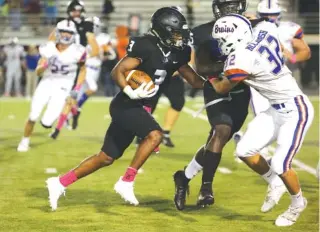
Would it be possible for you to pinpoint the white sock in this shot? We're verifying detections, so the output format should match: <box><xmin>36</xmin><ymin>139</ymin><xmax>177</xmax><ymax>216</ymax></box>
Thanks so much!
<box><xmin>185</xmin><ymin>157</ymin><xmax>203</xmax><ymax>179</ymax></box>
<box><xmin>22</xmin><ymin>137</ymin><xmax>30</xmax><ymax>144</ymax></box>
<box><xmin>262</xmin><ymin>169</ymin><xmax>283</xmax><ymax>186</ymax></box>
<box><xmin>291</xmin><ymin>190</ymin><xmax>304</xmax><ymax>207</ymax></box>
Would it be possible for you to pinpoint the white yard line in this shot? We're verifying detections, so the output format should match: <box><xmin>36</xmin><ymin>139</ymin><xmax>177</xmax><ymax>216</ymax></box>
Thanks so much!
<box><xmin>183</xmin><ymin>106</ymin><xmax>318</xmax><ymax>177</ymax></box>
<box><xmin>45</xmin><ymin>168</ymin><xmax>57</xmax><ymax>174</ymax></box>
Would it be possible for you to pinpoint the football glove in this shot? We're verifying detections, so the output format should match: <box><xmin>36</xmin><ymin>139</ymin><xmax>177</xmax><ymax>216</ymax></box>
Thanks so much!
<box><xmin>123</xmin><ymin>82</ymin><xmax>158</xmax><ymax>100</ymax></box>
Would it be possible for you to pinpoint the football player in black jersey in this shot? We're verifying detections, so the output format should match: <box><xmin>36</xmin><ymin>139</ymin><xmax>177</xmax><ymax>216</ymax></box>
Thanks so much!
<box><xmin>173</xmin><ymin>0</ymin><xmax>252</xmax><ymax>210</ymax></box>
<box><xmin>46</xmin><ymin>7</ymin><xmax>205</xmax><ymax>210</ymax></box>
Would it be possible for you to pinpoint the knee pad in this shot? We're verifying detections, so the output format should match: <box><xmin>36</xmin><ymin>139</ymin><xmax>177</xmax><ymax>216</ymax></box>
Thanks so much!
<box><xmin>270</xmin><ymin>155</ymin><xmax>285</xmax><ymax>175</ymax></box>
<box><xmin>235</xmin><ymin>140</ymin><xmax>251</xmax><ymax>158</ymax></box>
<box><xmin>40</xmin><ymin>120</ymin><xmax>52</xmax><ymax>129</ymax></box>
<box><xmin>87</xmin><ymin>80</ymin><xmax>98</xmax><ymax>92</ymax></box>
<box><xmin>170</xmin><ymin>96</ymin><xmax>185</xmax><ymax>111</ymax></box>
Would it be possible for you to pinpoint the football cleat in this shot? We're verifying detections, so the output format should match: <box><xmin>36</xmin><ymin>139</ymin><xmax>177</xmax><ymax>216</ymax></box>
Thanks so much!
<box><xmin>72</xmin><ymin>111</ymin><xmax>80</xmax><ymax>130</ymax></box>
<box><xmin>114</xmin><ymin>177</ymin><xmax>139</xmax><ymax>206</ymax></box>
<box><xmin>197</xmin><ymin>183</ymin><xmax>214</xmax><ymax>207</ymax></box>
<box><xmin>261</xmin><ymin>184</ymin><xmax>287</xmax><ymax>213</ymax></box>
<box><xmin>17</xmin><ymin>139</ymin><xmax>30</xmax><ymax>152</ymax></box>
<box><xmin>162</xmin><ymin>136</ymin><xmax>175</xmax><ymax>148</ymax></box>
<box><xmin>173</xmin><ymin>170</ymin><xmax>189</xmax><ymax>211</ymax></box>
<box><xmin>50</xmin><ymin>129</ymin><xmax>60</xmax><ymax>140</ymax></box>
<box><xmin>275</xmin><ymin>198</ymin><xmax>307</xmax><ymax>227</ymax></box>
<box><xmin>46</xmin><ymin>177</ymin><xmax>65</xmax><ymax>211</ymax></box>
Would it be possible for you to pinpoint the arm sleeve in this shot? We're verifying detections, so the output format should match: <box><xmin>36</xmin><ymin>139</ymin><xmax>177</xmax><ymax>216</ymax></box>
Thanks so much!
<box><xmin>294</xmin><ymin>27</ymin><xmax>304</xmax><ymax>39</ymax></box>
<box><xmin>177</xmin><ymin>46</ymin><xmax>191</xmax><ymax>68</ymax></box>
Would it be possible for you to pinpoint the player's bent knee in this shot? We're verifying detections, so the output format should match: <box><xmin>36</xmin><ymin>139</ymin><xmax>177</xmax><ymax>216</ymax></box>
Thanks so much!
<box><xmin>146</xmin><ymin>130</ymin><xmax>163</xmax><ymax>145</ymax></box>
<box><xmin>40</xmin><ymin>120</ymin><xmax>52</xmax><ymax>129</ymax></box>
<box><xmin>214</xmin><ymin>125</ymin><xmax>232</xmax><ymax>143</ymax></box>
<box><xmin>235</xmin><ymin>141</ymin><xmax>251</xmax><ymax>158</ymax></box>
<box><xmin>270</xmin><ymin>156</ymin><xmax>285</xmax><ymax>175</ymax></box>
<box><xmin>89</xmin><ymin>82</ymin><xmax>98</xmax><ymax>92</ymax></box>
<box><xmin>171</xmin><ymin>97</ymin><xmax>185</xmax><ymax>111</ymax></box>
<box><xmin>98</xmin><ymin>151</ymin><xmax>114</xmax><ymax>166</ymax></box>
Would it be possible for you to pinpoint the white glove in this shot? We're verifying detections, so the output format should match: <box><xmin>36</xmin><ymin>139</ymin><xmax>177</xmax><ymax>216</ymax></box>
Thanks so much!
<box><xmin>123</xmin><ymin>82</ymin><xmax>158</xmax><ymax>99</ymax></box>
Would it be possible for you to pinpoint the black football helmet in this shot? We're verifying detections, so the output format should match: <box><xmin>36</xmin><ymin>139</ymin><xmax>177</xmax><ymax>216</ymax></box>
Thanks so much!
<box><xmin>150</xmin><ymin>7</ymin><xmax>191</xmax><ymax>50</ymax></box>
<box><xmin>67</xmin><ymin>0</ymin><xmax>86</xmax><ymax>24</ymax></box>
<box><xmin>212</xmin><ymin>0</ymin><xmax>247</xmax><ymax>19</ymax></box>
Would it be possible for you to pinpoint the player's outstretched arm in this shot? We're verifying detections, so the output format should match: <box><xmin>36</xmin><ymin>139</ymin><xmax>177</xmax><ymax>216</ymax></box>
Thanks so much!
<box><xmin>178</xmin><ymin>64</ymin><xmax>205</xmax><ymax>89</ymax></box>
<box><xmin>75</xmin><ymin>63</ymin><xmax>86</xmax><ymax>88</ymax></box>
<box><xmin>290</xmin><ymin>38</ymin><xmax>311</xmax><ymax>62</ymax></box>
<box><xmin>209</xmin><ymin>75</ymin><xmax>242</xmax><ymax>94</ymax></box>
<box><xmin>111</xmin><ymin>56</ymin><xmax>141</xmax><ymax>90</ymax></box>
<box><xmin>36</xmin><ymin>57</ymin><xmax>49</xmax><ymax>76</ymax></box>
<box><xmin>86</xmin><ymin>32</ymin><xmax>99</xmax><ymax>58</ymax></box>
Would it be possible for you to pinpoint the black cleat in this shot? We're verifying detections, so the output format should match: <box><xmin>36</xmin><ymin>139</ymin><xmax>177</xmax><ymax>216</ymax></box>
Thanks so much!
<box><xmin>50</xmin><ymin>129</ymin><xmax>60</xmax><ymax>140</ymax></box>
<box><xmin>173</xmin><ymin>170</ymin><xmax>189</xmax><ymax>211</ymax></box>
<box><xmin>72</xmin><ymin>111</ymin><xmax>80</xmax><ymax>130</ymax></box>
<box><xmin>197</xmin><ymin>184</ymin><xmax>214</xmax><ymax>207</ymax></box>
<box><xmin>162</xmin><ymin>136</ymin><xmax>175</xmax><ymax>148</ymax></box>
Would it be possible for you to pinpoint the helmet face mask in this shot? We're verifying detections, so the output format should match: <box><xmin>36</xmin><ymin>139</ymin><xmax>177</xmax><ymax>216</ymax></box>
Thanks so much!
<box><xmin>212</xmin><ymin>0</ymin><xmax>247</xmax><ymax>19</ymax></box>
<box><xmin>151</xmin><ymin>7</ymin><xmax>191</xmax><ymax>50</ymax></box>
<box><xmin>56</xmin><ymin>20</ymin><xmax>77</xmax><ymax>45</ymax></box>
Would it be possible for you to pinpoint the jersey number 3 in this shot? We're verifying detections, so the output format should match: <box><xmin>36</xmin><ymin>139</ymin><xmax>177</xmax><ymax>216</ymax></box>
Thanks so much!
<box><xmin>153</xmin><ymin>69</ymin><xmax>167</xmax><ymax>85</ymax></box>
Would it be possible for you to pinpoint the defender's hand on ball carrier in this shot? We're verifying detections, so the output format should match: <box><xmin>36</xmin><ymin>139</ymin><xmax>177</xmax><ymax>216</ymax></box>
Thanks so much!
<box><xmin>123</xmin><ymin>70</ymin><xmax>158</xmax><ymax>99</ymax></box>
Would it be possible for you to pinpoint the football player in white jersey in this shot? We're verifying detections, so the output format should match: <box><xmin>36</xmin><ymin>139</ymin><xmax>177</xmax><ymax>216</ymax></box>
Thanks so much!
<box><xmin>17</xmin><ymin>20</ymin><xmax>87</xmax><ymax>152</ymax></box>
<box><xmin>50</xmin><ymin>16</ymin><xmax>116</xmax><ymax>139</ymax></box>
<box><xmin>211</xmin><ymin>14</ymin><xmax>314</xmax><ymax>226</ymax></box>
<box><xmin>233</xmin><ymin>0</ymin><xmax>311</xmax><ymax>159</ymax></box>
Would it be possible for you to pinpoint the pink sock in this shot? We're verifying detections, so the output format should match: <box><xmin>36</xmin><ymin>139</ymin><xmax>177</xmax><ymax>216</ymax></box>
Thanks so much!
<box><xmin>71</xmin><ymin>106</ymin><xmax>78</xmax><ymax>116</ymax></box>
<box><xmin>59</xmin><ymin>170</ymin><xmax>78</xmax><ymax>187</ymax></box>
<box><xmin>122</xmin><ymin>167</ymin><xmax>137</xmax><ymax>182</ymax></box>
<box><xmin>56</xmin><ymin>114</ymin><xmax>67</xmax><ymax>130</ymax></box>
<box><xmin>143</xmin><ymin>105</ymin><xmax>152</xmax><ymax>114</ymax></box>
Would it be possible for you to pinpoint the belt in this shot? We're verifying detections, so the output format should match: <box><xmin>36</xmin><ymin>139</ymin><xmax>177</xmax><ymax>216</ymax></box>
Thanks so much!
<box><xmin>86</xmin><ymin>65</ymin><xmax>100</xmax><ymax>71</ymax></box>
<box><xmin>272</xmin><ymin>103</ymin><xmax>285</xmax><ymax>110</ymax></box>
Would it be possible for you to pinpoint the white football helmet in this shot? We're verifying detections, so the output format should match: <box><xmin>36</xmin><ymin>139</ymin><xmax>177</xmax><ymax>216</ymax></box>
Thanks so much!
<box><xmin>257</xmin><ymin>0</ymin><xmax>283</xmax><ymax>18</ymax></box>
<box><xmin>56</xmin><ymin>19</ymin><xmax>77</xmax><ymax>45</ymax></box>
<box><xmin>212</xmin><ymin>14</ymin><xmax>253</xmax><ymax>56</ymax></box>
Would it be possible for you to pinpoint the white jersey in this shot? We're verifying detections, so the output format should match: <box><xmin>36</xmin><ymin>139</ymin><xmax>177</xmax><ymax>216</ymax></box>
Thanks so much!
<box><xmin>224</xmin><ymin>21</ymin><xmax>303</xmax><ymax>104</ymax></box>
<box><xmin>3</xmin><ymin>44</ymin><xmax>25</xmax><ymax>69</ymax></box>
<box><xmin>277</xmin><ymin>21</ymin><xmax>303</xmax><ymax>54</ymax></box>
<box><xmin>39</xmin><ymin>41</ymin><xmax>86</xmax><ymax>87</ymax></box>
<box><xmin>85</xmin><ymin>33</ymin><xmax>111</xmax><ymax>68</ymax></box>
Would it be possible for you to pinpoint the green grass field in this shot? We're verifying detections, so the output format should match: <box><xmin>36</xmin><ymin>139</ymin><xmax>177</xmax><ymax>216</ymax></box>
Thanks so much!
<box><xmin>0</xmin><ymin>97</ymin><xmax>318</xmax><ymax>232</ymax></box>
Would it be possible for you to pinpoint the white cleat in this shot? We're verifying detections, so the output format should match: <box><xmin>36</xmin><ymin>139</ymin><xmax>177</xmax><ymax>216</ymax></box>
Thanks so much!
<box><xmin>46</xmin><ymin>177</ymin><xmax>65</xmax><ymax>211</ymax></box>
<box><xmin>114</xmin><ymin>177</ymin><xmax>139</xmax><ymax>206</ymax></box>
<box><xmin>261</xmin><ymin>184</ymin><xmax>287</xmax><ymax>213</ymax></box>
<box><xmin>17</xmin><ymin>140</ymin><xmax>29</xmax><ymax>152</ymax></box>
<box><xmin>275</xmin><ymin>198</ymin><xmax>307</xmax><ymax>227</ymax></box>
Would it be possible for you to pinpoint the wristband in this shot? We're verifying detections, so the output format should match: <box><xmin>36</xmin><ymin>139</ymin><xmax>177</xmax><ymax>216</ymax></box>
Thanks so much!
<box><xmin>74</xmin><ymin>84</ymin><xmax>81</xmax><ymax>91</ymax></box>
<box><xmin>42</xmin><ymin>61</ymin><xmax>49</xmax><ymax>69</ymax></box>
<box><xmin>290</xmin><ymin>54</ymin><xmax>297</xmax><ymax>64</ymax></box>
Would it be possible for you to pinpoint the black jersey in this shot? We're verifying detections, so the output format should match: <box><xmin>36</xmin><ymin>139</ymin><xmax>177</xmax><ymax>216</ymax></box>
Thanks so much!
<box><xmin>113</xmin><ymin>34</ymin><xmax>191</xmax><ymax>105</ymax></box>
<box><xmin>56</xmin><ymin>17</ymin><xmax>94</xmax><ymax>46</ymax></box>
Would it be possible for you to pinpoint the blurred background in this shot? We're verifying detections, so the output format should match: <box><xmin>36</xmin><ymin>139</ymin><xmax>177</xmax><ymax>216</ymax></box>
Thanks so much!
<box><xmin>0</xmin><ymin>0</ymin><xmax>318</xmax><ymax>98</ymax></box>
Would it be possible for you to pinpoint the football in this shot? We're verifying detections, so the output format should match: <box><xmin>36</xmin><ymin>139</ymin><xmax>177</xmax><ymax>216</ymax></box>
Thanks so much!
<box><xmin>125</xmin><ymin>70</ymin><xmax>155</xmax><ymax>90</ymax></box>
